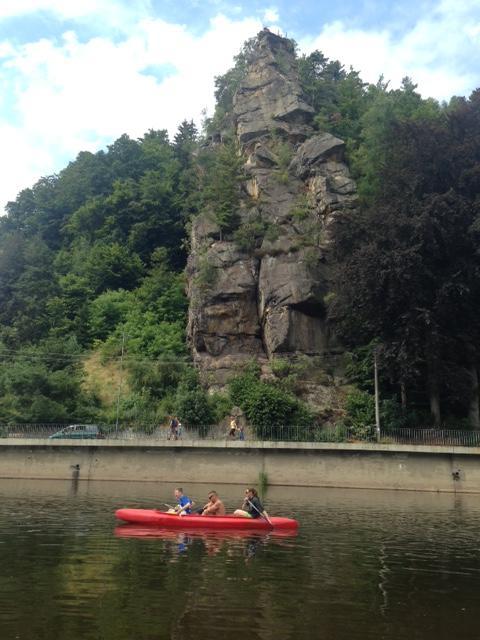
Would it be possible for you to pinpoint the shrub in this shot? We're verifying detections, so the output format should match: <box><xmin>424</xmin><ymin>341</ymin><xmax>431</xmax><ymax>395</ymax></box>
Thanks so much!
<box><xmin>340</xmin><ymin>389</ymin><xmax>376</xmax><ymax>440</ymax></box>
<box><xmin>233</xmin><ymin>217</ymin><xmax>265</xmax><ymax>252</ymax></box>
<box><xmin>195</xmin><ymin>255</ymin><xmax>217</xmax><ymax>291</ymax></box>
<box><xmin>174</xmin><ymin>369</ymin><xmax>214</xmax><ymax>436</ymax></box>
<box><xmin>209</xmin><ymin>393</ymin><xmax>232</xmax><ymax>423</ymax></box>
<box><xmin>289</xmin><ymin>194</ymin><xmax>310</xmax><ymax>221</ymax></box>
<box><xmin>229</xmin><ymin>361</ymin><xmax>263</xmax><ymax>404</ymax></box>
<box><xmin>229</xmin><ymin>364</ymin><xmax>314</xmax><ymax>439</ymax></box>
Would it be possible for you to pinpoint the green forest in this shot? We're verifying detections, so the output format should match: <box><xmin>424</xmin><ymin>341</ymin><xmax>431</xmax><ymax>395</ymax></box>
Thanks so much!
<box><xmin>0</xmin><ymin>33</ymin><xmax>479</xmax><ymax>431</ymax></box>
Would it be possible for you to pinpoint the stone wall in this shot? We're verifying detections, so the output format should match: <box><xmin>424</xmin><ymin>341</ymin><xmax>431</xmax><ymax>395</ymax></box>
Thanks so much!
<box><xmin>1</xmin><ymin>440</ymin><xmax>480</xmax><ymax>493</ymax></box>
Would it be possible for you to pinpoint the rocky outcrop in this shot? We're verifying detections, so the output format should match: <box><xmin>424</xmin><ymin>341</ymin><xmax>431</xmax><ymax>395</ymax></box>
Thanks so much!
<box><xmin>187</xmin><ymin>29</ymin><xmax>357</xmax><ymax>410</ymax></box>
<box><xmin>233</xmin><ymin>32</ymin><xmax>314</xmax><ymax>147</ymax></box>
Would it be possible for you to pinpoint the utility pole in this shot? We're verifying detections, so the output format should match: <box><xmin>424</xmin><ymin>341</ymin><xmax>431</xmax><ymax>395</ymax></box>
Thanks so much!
<box><xmin>115</xmin><ymin>330</ymin><xmax>126</xmax><ymax>436</ymax></box>
<box><xmin>374</xmin><ymin>348</ymin><xmax>381</xmax><ymax>442</ymax></box>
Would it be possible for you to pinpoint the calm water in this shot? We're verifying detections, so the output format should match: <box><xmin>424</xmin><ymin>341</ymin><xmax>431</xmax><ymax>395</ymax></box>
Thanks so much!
<box><xmin>0</xmin><ymin>479</ymin><xmax>479</xmax><ymax>640</ymax></box>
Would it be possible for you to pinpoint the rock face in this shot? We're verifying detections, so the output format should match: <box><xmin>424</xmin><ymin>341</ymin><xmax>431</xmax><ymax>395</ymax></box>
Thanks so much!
<box><xmin>234</xmin><ymin>34</ymin><xmax>314</xmax><ymax>147</ymax></box>
<box><xmin>187</xmin><ymin>29</ymin><xmax>357</xmax><ymax>407</ymax></box>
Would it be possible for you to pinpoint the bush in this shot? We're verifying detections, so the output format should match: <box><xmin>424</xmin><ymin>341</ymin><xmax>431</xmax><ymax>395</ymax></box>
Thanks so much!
<box><xmin>233</xmin><ymin>216</ymin><xmax>265</xmax><ymax>252</ymax></box>
<box><xmin>195</xmin><ymin>255</ymin><xmax>217</xmax><ymax>291</ymax></box>
<box><xmin>229</xmin><ymin>364</ymin><xmax>260</xmax><ymax>408</ymax></box>
<box><xmin>101</xmin><ymin>391</ymin><xmax>158</xmax><ymax>427</ymax></box>
<box><xmin>229</xmin><ymin>364</ymin><xmax>314</xmax><ymax>439</ymax></box>
<box><xmin>174</xmin><ymin>369</ymin><xmax>214</xmax><ymax>436</ymax></box>
<box><xmin>88</xmin><ymin>289</ymin><xmax>132</xmax><ymax>341</ymax></box>
<box><xmin>340</xmin><ymin>389</ymin><xmax>375</xmax><ymax>440</ymax></box>
<box><xmin>209</xmin><ymin>393</ymin><xmax>232</xmax><ymax>423</ymax></box>
<box><xmin>314</xmin><ymin>425</ymin><xmax>348</xmax><ymax>443</ymax></box>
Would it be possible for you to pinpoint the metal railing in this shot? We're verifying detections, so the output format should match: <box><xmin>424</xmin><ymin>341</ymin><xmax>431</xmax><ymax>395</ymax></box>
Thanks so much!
<box><xmin>1</xmin><ymin>423</ymin><xmax>480</xmax><ymax>447</ymax></box>
<box><xmin>378</xmin><ymin>427</ymin><xmax>480</xmax><ymax>447</ymax></box>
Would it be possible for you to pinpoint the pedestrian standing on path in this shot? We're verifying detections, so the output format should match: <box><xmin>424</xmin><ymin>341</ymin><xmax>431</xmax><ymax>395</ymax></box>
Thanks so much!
<box><xmin>229</xmin><ymin>417</ymin><xmax>238</xmax><ymax>439</ymax></box>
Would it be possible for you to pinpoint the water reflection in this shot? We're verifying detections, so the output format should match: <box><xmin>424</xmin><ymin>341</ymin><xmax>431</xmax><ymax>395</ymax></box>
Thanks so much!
<box><xmin>114</xmin><ymin>524</ymin><xmax>297</xmax><ymax>541</ymax></box>
<box><xmin>1</xmin><ymin>480</ymin><xmax>480</xmax><ymax>639</ymax></box>
<box><xmin>114</xmin><ymin>524</ymin><xmax>297</xmax><ymax>563</ymax></box>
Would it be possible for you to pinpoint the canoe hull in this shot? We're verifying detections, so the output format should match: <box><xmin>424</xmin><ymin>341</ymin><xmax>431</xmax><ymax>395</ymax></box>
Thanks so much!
<box><xmin>115</xmin><ymin>508</ymin><xmax>298</xmax><ymax>530</ymax></box>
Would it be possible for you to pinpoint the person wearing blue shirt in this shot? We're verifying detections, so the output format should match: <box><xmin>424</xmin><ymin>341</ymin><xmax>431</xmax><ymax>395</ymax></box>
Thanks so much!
<box><xmin>174</xmin><ymin>487</ymin><xmax>192</xmax><ymax>515</ymax></box>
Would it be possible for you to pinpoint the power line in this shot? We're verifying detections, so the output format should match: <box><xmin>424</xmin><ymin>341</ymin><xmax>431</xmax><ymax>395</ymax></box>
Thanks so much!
<box><xmin>0</xmin><ymin>348</ymin><xmax>346</xmax><ymax>366</ymax></box>
<box><xmin>0</xmin><ymin>353</ymin><xmax>194</xmax><ymax>366</ymax></box>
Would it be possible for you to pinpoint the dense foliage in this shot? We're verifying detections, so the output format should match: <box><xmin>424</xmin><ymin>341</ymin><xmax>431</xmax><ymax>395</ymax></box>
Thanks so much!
<box><xmin>0</xmin><ymin>126</ymin><xmax>197</xmax><ymax>423</ymax></box>
<box><xmin>229</xmin><ymin>363</ymin><xmax>313</xmax><ymax>437</ymax></box>
<box><xmin>1</xmin><ymin>31</ymin><xmax>479</xmax><ymax>432</ymax></box>
<box><xmin>329</xmin><ymin>92</ymin><xmax>480</xmax><ymax>427</ymax></box>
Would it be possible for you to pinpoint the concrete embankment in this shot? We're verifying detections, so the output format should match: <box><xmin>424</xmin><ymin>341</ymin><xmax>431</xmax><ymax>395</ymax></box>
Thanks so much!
<box><xmin>1</xmin><ymin>439</ymin><xmax>480</xmax><ymax>492</ymax></box>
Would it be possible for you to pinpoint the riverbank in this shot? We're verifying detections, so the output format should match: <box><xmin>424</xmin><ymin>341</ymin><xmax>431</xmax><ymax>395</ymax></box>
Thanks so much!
<box><xmin>1</xmin><ymin>439</ymin><xmax>479</xmax><ymax>492</ymax></box>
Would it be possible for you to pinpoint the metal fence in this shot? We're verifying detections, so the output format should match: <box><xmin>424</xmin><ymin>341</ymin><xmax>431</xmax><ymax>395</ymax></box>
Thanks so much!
<box><xmin>378</xmin><ymin>427</ymin><xmax>480</xmax><ymax>447</ymax></box>
<box><xmin>2</xmin><ymin>423</ymin><xmax>480</xmax><ymax>447</ymax></box>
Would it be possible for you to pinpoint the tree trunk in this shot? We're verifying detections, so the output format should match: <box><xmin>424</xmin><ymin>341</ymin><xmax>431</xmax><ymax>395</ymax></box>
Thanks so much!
<box><xmin>400</xmin><ymin>381</ymin><xmax>407</xmax><ymax>410</ymax></box>
<box><xmin>429</xmin><ymin>381</ymin><xmax>441</xmax><ymax>427</ymax></box>
<box><xmin>425</xmin><ymin>329</ymin><xmax>441</xmax><ymax>427</ymax></box>
<box><xmin>468</xmin><ymin>364</ymin><xmax>480</xmax><ymax>429</ymax></box>
<box><xmin>426</xmin><ymin>355</ymin><xmax>441</xmax><ymax>426</ymax></box>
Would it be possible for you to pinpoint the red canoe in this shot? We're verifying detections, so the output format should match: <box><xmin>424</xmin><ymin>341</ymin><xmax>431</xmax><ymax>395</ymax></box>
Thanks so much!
<box><xmin>115</xmin><ymin>508</ymin><xmax>298</xmax><ymax>530</ymax></box>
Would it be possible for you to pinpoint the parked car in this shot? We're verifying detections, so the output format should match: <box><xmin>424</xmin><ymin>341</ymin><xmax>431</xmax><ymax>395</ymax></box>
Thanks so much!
<box><xmin>48</xmin><ymin>424</ymin><xmax>105</xmax><ymax>440</ymax></box>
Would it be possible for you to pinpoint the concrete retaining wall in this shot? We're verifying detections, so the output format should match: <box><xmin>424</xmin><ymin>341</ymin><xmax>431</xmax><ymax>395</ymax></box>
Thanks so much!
<box><xmin>1</xmin><ymin>439</ymin><xmax>480</xmax><ymax>492</ymax></box>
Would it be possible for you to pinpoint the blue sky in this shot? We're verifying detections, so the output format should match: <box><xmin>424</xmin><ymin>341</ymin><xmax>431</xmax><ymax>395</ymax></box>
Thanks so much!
<box><xmin>0</xmin><ymin>0</ymin><xmax>479</xmax><ymax>211</ymax></box>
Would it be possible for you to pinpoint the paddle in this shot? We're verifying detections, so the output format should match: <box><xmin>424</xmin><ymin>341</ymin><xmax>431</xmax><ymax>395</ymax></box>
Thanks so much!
<box><xmin>246</xmin><ymin>498</ymin><xmax>273</xmax><ymax>526</ymax></box>
<box><xmin>154</xmin><ymin>503</ymin><xmax>175</xmax><ymax>514</ymax></box>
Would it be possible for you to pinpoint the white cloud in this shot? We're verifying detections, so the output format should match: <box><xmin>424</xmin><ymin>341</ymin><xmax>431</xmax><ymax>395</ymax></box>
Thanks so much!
<box><xmin>0</xmin><ymin>0</ymin><xmax>147</xmax><ymax>22</ymax></box>
<box><xmin>0</xmin><ymin>0</ymin><xmax>478</xmax><ymax>214</ymax></box>
<box><xmin>263</xmin><ymin>7</ymin><xmax>279</xmax><ymax>24</ymax></box>
<box><xmin>0</xmin><ymin>13</ymin><xmax>262</xmax><ymax>210</ymax></box>
<box><xmin>301</xmin><ymin>2</ymin><xmax>479</xmax><ymax>101</ymax></box>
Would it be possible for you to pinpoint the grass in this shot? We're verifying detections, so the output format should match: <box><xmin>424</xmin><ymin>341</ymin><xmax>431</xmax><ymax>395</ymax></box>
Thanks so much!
<box><xmin>82</xmin><ymin>351</ymin><xmax>128</xmax><ymax>408</ymax></box>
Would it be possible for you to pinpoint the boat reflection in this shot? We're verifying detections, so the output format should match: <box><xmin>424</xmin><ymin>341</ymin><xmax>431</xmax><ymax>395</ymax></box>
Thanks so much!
<box><xmin>114</xmin><ymin>524</ymin><xmax>297</xmax><ymax>541</ymax></box>
<box><xmin>114</xmin><ymin>524</ymin><xmax>297</xmax><ymax>561</ymax></box>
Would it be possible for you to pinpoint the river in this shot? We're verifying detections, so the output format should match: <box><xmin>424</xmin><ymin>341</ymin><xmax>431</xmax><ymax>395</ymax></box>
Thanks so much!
<box><xmin>0</xmin><ymin>478</ymin><xmax>479</xmax><ymax>639</ymax></box>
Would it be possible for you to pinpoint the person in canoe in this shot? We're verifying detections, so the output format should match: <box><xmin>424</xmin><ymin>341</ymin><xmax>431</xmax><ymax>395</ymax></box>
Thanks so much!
<box><xmin>201</xmin><ymin>491</ymin><xmax>226</xmax><ymax>516</ymax></box>
<box><xmin>173</xmin><ymin>487</ymin><xmax>193</xmax><ymax>515</ymax></box>
<box><xmin>234</xmin><ymin>488</ymin><xmax>270</xmax><ymax>522</ymax></box>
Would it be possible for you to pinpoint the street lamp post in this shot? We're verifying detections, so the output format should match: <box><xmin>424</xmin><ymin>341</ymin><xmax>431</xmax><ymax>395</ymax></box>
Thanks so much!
<box><xmin>115</xmin><ymin>330</ymin><xmax>126</xmax><ymax>436</ymax></box>
<box><xmin>374</xmin><ymin>348</ymin><xmax>381</xmax><ymax>442</ymax></box>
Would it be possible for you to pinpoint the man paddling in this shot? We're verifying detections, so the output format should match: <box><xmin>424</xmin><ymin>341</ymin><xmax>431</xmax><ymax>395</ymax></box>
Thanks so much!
<box><xmin>234</xmin><ymin>488</ymin><xmax>271</xmax><ymax>523</ymax></box>
<box><xmin>201</xmin><ymin>491</ymin><xmax>226</xmax><ymax>516</ymax></box>
<box><xmin>173</xmin><ymin>487</ymin><xmax>192</xmax><ymax>515</ymax></box>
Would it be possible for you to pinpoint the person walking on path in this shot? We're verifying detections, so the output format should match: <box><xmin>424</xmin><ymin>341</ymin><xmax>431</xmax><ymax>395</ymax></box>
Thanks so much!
<box><xmin>168</xmin><ymin>416</ymin><xmax>179</xmax><ymax>440</ymax></box>
<box><xmin>228</xmin><ymin>417</ymin><xmax>238</xmax><ymax>439</ymax></box>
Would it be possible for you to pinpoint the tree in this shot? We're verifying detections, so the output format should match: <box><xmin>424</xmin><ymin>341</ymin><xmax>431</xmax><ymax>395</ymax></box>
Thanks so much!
<box><xmin>173</xmin><ymin>120</ymin><xmax>198</xmax><ymax>169</ymax></box>
<box><xmin>351</xmin><ymin>77</ymin><xmax>442</xmax><ymax>201</ymax></box>
<box><xmin>298</xmin><ymin>50</ymin><xmax>368</xmax><ymax>153</ymax></box>
<box><xmin>200</xmin><ymin>141</ymin><xmax>242</xmax><ymax>238</ymax></box>
<box><xmin>330</xmin><ymin>98</ymin><xmax>480</xmax><ymax>426</ymax></box>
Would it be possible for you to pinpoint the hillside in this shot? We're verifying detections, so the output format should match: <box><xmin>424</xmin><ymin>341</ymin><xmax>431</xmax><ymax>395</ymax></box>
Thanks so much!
<box><xmin>0</xmin><ymin>29</ymin><xmax>479</xmax><ymax>432</ymax></box>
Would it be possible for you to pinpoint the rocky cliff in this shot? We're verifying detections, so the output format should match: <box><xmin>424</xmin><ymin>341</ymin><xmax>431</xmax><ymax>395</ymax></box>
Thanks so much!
<box><xmin>187</xmin><ymin>30</ymin><xmax>358</xmax><ymax>413</ymax></box>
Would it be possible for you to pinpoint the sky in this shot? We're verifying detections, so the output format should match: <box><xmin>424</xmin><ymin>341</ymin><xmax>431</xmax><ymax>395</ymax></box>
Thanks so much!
<box><xmin>0</xmin><ymin>0</ymin><xmax>479</xmax><ymax>212</ymax></box>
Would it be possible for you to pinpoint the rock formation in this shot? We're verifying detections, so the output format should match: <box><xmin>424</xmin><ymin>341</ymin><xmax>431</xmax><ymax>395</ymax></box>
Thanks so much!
<box><xmin>187</xmin><ymin>30</ymin><xmax>358</xmax><ymax>412</ymax></box>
